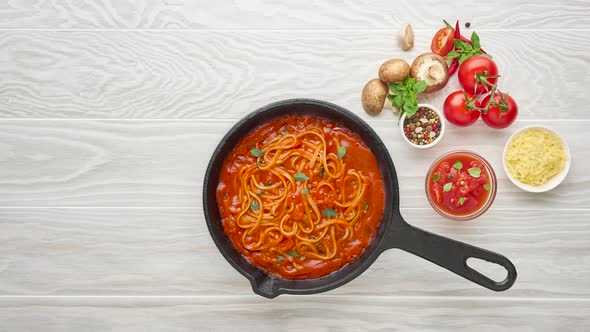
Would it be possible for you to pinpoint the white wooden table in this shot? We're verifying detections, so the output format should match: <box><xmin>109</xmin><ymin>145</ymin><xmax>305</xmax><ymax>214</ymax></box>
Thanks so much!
<box><xmin>1</xmin><ymin>1</ymin><xmax>589</xmax><ymax>331</ymax></box>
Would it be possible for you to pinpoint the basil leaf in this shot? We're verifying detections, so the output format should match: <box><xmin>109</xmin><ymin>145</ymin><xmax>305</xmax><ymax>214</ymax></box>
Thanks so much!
<box><xmin>468</xmin><ymin>167</ymin><xmax>482</xmax><ymax>178</ymax></box>
<box><xmin>338</xmin><ymin>146</ymin><xmax>346</xmax><ymax>159</ymax></box>
<box><xmin>389</xmin><ymin>83</ymin><xmax>403</xmax><ymax>95</ymax></box>
<box><xmin>275</xmin><ymin>255</ymin><xmax>284</xmax><ymax>263</ymax></box>
<box><xmin>443</xmin><ymin>183</ymin><xmax>452</xmax><ymax>192</ymax></box>
<box><xmin>294</xmin><ymin>172</ymin><xmax>309</xmax><ymax>182</ymax></box>
<box><xmin>250</xmin><ymin>148</ymin><xmax>264</xmax><ymax>157</ymax></box>
<box><xmin>471</xmin><ymin>32</ymin><xmax>480</xmax><ymax>49</ymax></box>
<box><xmin>459</xmin><ymin>53</ymin><xmax>471</xmax><ymax>64</ymax></box>
<box><xmin>280</xmin><ymin>129</ymin><xmax>289</xmax><ymax>136</ymax></box>
<box><xmin>459</xmin><ymin>197</ymin><xmax>466</xmax><ymax>205</ymax></box>
<box><xmin>288</xmin><ymin>250</ymin><xmax>298</xmax><ymax>257</ymax></box>
<box><xmin>453</xmin><ymin>161</ymin><xmax>463</xmax><ymax>170</ymax></box>
<box><xmin>433</xmin><ymin>173</ymin><xmax>440</xmax><ymax>182</ymax></box>
<box><xmin>387</xmin><ymin>94</ymin><xmax>395</xmax><ymax>104</ymax></box>
<box><xmin>403</xmin><ymin>102</ymin><xmax>418</xmax><ymax>118</ymax></box>
<box><xmin>301</xmin><ymin>188</ymin><xmax>309</xmax><ymax>195</ymax></box>
<box><xmin>392</xmin><ymin>95</ymin><xmax>403</xmax><ymax>108</ymax></box>
<box><xmin>414</xmin><ymin>80</ymin><xmax>428</xmax><ymax>94</ymax></box>
<box><xmin>250</xmin><ymin>201</ymin><xmax>260</xmax><ymax>211</ymax></box>
<box><xmin>363</xmin><ymin>203</ymin><xmax>369</xmax><ymax>212</ymax></box>
<box><xmin>446</xmin><ymin>50</ymin><xmax>460</xmax><ymax>59</ymax></box>
<box><xmin>484</xmin><ymin>183</ymin><xmax>491</xmax><ymax>191</ymax></box>
<box><xmin>322</xmin><ymin>208</ymin><xmax>338</xmax><ymax>218</ymax></box>
<box><xmin>454</xmin><ymin>38</ymin><xmax>465</xmax><ymax>49</ymax></box>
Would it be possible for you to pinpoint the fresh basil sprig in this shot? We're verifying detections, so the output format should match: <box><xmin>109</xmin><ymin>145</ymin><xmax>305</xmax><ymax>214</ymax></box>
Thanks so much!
<box><xmin>388</xmin><ymin>77</ymin><xmax>428</xmax><ymax>121</ymax></box>
<box><xmin>447</xmin><ymin>32</ymin><xmax>491</xmax><ymax>64</ymax></box>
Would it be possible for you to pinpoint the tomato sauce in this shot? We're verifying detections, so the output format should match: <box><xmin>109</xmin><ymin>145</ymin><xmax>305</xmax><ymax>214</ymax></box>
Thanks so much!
<box><xmin>216</xmin><ymin>114</ymin><xmax>385</xmax><ymax>279</ymax></box>
<box><xmin>427</xmin><ymin>152</ymin><xmax>493</xmax><ymax>217</ymax></box>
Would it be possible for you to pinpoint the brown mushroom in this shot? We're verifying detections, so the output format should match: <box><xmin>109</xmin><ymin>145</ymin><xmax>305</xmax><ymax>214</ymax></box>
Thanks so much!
<box><xmin>410</xmin><ymin>53</ymin><xmax>449</xmax><ymax>93</ymax></box>
<box><xmin>361</xmin><ymin>79</ymin><xmax>388</xmax><ymax>115</ymax></box>
<box><xmin>378</xmin><ymin>59</ymin><xmax>410</xmax><ymax>83</ymax></box>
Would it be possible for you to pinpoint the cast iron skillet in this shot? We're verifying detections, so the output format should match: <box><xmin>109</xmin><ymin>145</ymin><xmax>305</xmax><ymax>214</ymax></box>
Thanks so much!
<box><xmin>203</xmin><ymin>99</ymin><xmax>517</xmax><ymax>298</ymax></box>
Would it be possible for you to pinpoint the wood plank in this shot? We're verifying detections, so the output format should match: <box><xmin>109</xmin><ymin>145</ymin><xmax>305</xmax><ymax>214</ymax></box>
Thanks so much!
<box><xmin>1</xmin><ymin>0</ymin><xmax>588</xmax><ymax>29</ymax></box>
<box><xmin>0</xmin><ymin>30</ymin><xmax>588</xmax><ymax>119</ymax></box>
<box><xmin>0</xmin><ymin>208</ymin><xmax>588</xmax><ymax>297</ymax></box>
<box><xmin>0</xmin><ymin>296</ymin><xmax>588</xmax><ymax>331</ymax></box>
<box><xmin>0</xmin><ymin>120</ymin><xmax>586</xmax><ymax>208</ymax></box>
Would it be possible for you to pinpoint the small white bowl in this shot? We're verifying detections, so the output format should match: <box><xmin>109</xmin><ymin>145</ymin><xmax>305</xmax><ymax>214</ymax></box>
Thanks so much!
<box><xmin>399</xmin><ymin>103</ymin><xmax>445</xmax><ymax>149</ymax></box>
<box><xmin>502</xmin><ymin>125</ymin><xmax>571</xmax><ymax>193</ymax></box>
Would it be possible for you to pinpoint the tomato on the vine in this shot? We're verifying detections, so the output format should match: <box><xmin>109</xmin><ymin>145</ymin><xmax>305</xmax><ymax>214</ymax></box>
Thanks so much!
<box><xmin>458</xmin><ymin>56</ymin><xmax>498</xmax><ymax>95</ymax></box>
<box><xmin>431</xmin><ymin>28</ymin><xmax>454</xmax><ymax>56</ymax></box>
<box><xmin>481</xmin><ymin>92</ymin><xmax>518</xmax><ymax>129</ymax></box>
<box><xmin>443</xmin><ymin>91</ymin><xmax>481</xmax><ymax>127</ymax></box>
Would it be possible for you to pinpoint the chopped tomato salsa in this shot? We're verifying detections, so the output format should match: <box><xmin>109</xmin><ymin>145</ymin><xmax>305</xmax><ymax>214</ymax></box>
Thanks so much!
<box><xmin>427</xmin><ymin>152</ymin><xmax>492</xmax><ymax>217</ymax></box>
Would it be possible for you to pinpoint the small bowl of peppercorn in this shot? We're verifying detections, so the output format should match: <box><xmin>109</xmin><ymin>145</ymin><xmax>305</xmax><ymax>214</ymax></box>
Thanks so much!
<box><xmin>399</xmin><ymin>103</ymin><xmax>445</xmax><ymax>149</ymax></box>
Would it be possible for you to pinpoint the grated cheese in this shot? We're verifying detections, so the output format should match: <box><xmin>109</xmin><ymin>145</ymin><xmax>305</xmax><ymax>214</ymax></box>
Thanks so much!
<box><xmin>505</xmin><ymin>128</ymin><xmax>568</xmax><ymax>186</ymax></box>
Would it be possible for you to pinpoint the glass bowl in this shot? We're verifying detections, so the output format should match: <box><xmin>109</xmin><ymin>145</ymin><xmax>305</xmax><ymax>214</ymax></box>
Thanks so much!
<box><xmin>425</xmin><ymin>150</ymin><xmax>497</xmax><ymax>221</ymax></box>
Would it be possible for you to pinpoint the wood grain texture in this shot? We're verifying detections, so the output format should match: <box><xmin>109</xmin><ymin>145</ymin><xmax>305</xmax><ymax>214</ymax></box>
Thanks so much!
<box><xmin>1</xmin><ymin>30</ymin><xmax>588</xmax><ymax>119</ymax></box>
<box><xmin>0</xmin><ymin>119</ymin><xmax>586</xmax><ymax>208</ymax></box>
<box><xmin>0</xmin><ymin>208</ymin><xmax>588</xmax><ymax>297</ymax></box>
<box><xmin>0</xmin><ymin>296</ymin><xmax>588</xmax><ymax>332</ymax></box>
<box><xmin>1</xmin><ymin>0</ymin><xmax>589</xmax><ymax>29</ymax></box>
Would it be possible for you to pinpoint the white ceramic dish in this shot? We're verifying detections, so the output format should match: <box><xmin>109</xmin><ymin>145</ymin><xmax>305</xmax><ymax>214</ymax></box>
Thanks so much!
<box><xmin>398</xmin><ymin>103</ymin><xmax>445</xmax><ymax>149</ymax></box>
<box><xmin>502</xmin><ymin>125</ymin><xmax>571</xmax><ymax>193</ymax></box>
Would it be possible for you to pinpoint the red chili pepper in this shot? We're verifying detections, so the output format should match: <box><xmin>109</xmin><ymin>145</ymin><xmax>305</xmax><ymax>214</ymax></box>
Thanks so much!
<box><xmin>448</xmin><ymin>59</ymin><xmax>459</xmax><ymax>75</ymax></box>
<box><xmin>447</xmin><ymin>21</ymin><xmax>461</xmax><ymax>75</ymax></box>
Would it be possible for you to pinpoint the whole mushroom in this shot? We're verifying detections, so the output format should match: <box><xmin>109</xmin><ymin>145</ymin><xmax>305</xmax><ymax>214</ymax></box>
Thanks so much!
<box><xmin>361</xmin><ymin>79</ymin><xmax>388</xmax><ymax>115</ymax></box>
<box><xmin>378</xmin><ymin>59</ymin><xmax>410</xmax><ymax>83</ymax></box>
<box><xmin>410</xmin><ymin>53</ymin><xmax>450</xmax><ymax>93</ymax></box>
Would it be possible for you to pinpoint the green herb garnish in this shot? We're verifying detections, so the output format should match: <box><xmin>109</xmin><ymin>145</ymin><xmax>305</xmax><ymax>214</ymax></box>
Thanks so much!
<box><xmin>294</xmin><ymin>172</ymin><xmax>309</xmax><ymax>182</ymax></box>
<box><xmin>433</xmin><ymin>173</ymin><xmax>440</xmax><ymax>182</ymax></box>
<box><xmin>363</xmin><ymin>203</ymin><xmax>369</xmax><ymax>212</ymax></box>
<box><xmin>447</xmin><ymin>32</ymin><xmax>491</xmax><ymax>64</ymax></box>
<box><xmin>443</xmin><ymin>183</ymin><xmax>452</xmax><ymax>192</ymax></box>
<box><xmin>468</xmin><ymin>167</ymin><xmax>482</xmax><ymax>178</ymax></box>
<box><xmin>302</xmin><ymin>188</ymin><xmax>309</xmax><ymax>195</ymax></box>
<box><xmin>389</xmin><ymin>77</ymin><xmax>428</xmax><ymax>121</ymax></box>
<box><xmin>338</xmin><ymin>146</ymin><xmax>346</xmax><ymax>159</ymax></box>
<box><xmin>483</xmin><ymin>183</ymin><xmax>491</xmax><ymax>191</ymax></box>
<box><xmin>275</xmin><ymin>255</ymin><xmax>284</xmax><ymax>263</ymax></box>
<box><xmin>459</xmin><ymin>197</ymin><xmax>466</xmax><ymax>205</ymax></box>
<box><xmin>280</xmin><ymin>129</ymin><xmax>289</xmax><ymax>136</ymax></box>
<box><xmin>257</xmin><ymin>189</ymin><xmax>264</xmax><ymax>195</ymax></box>
<box><xmin>288</xmin><ymin>250</ymin><xmax>298</xmax><ymax>257</ymax></box>
<box><xmin>453</xmin><ymin>161</ymin><xmax>463</xmax><ymax>170</ymax></box>
<box><xmin>250</xmin><ymin>148</ymin><xmax>264</xmax><ymax>157</ymax></box>
<box><xmin>250</xmin><ymin>201</ymin><xmax>260</xmax><ymax>211</ymax></box>
<box><xmin>322</xmin><ymin>208</ymin><xmax>338</xmax><ymax>218</ymax></box>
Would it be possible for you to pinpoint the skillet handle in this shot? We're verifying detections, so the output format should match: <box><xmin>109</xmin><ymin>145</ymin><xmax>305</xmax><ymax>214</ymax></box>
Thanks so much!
<box><xmin>384</xmin><ymin>220</ymin><xmax>517</xmax><ymax>291</ymax></box>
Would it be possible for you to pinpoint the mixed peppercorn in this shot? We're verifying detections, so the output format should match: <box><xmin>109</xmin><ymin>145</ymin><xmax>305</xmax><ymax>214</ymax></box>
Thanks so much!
<box><xmin>403</xmin><ymin>107</ymin><xmax>442</xmax><ymax>145</ymax></box>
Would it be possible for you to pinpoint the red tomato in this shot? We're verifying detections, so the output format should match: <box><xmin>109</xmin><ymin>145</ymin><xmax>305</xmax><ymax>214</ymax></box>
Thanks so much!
<box><xmin>481</xmin><ymin>92</ymin><xmax>518</xmax><ymax>129</ymax></box>
<box><xmin>443</xmin><ymin>91</ymin><xmax>481</xmax><ymax>127</ymax></box>
<box><xmin>458</xmin><ymin>56</ymin><xmax>498</xmax><ymax>95</ymax></box>
<box><xmin>431</xmin><ymin>28</ymin><xmax>454</xmax><ymax>56</ymax></box>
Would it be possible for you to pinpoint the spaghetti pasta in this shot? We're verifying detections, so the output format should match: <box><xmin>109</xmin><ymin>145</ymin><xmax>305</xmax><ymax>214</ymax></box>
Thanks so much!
<box><xmin>217</xmin><ymin>114</ymin><xmax>385</xmax><ymax>279</ymax></box>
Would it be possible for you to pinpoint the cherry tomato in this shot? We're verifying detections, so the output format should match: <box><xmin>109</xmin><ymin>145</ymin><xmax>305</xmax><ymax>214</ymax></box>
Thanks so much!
<box><xmin>481</xmin><ymin>93</ymin><xmax>518</xmax><ymax>129</ymax></box>
<box><xmin>458</xmin><ymin>56</ymin><xmax>498</xmax><ymax>95</ymax></box>
<box><xmin>431</xmin><ymin>28</ymin><xmax>454</xmax><ymax>56</ymax></box>
<box><xmin>443</xmin><ymin>91</ymin><xmax>481</xmax><ymax>127</ymax></box>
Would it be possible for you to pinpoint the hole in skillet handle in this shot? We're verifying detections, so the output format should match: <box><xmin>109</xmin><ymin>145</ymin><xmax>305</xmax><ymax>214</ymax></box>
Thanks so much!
<box><xmin>385</xmin><ymin>219</ymin><xmax>517</xmax><ymax>291</ymax></box>
<box><xmin>466</xmin><ymin>257</ymin><xmax>509</xmax><ymax>284</ymax></box>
